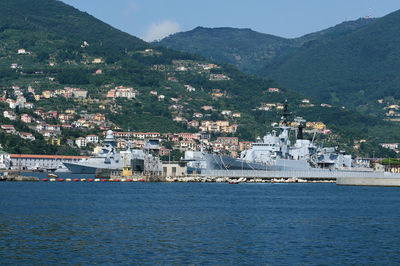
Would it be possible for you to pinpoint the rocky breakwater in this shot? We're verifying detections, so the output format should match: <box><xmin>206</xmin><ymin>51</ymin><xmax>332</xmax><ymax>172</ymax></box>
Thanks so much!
<box><xmin>0</xmin><ymin>174</ymin><xmax>39</xmax><ymax>182</ymax></box>
<box><xmin>165</xmin><ymin>176</ymin><xmax>331</xmax><ymax>183</ymax></box>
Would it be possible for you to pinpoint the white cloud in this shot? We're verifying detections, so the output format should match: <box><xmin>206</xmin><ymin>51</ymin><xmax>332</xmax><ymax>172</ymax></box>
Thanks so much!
<box><xmin>143</xmin><ymin>20</ymin><xmax>181</xmax><ymax>42</ymax></box>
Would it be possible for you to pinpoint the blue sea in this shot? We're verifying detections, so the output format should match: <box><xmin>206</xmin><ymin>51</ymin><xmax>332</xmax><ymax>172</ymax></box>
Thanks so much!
<box><xmin>1</xmin><ymin>181</ymin><xmax>400</xmax><ymax>265</ymax></box>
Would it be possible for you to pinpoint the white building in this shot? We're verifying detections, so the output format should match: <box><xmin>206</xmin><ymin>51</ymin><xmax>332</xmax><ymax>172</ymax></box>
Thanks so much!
<box><xmin>10</xmin><ymin>154</ymin><xmax>88</xmax><ymax>171</ymax></box>
<box><xmin>18</xmin><ymin>49</ymin><xmax>29</xmax><ymax>55</ymax></box>
<box><xmin>86</xmin><ymin>135</ymin><xmax>99</xmax><ymax>144</ymax></box>
<box><xmin>3</xmin><ymin>110</ymin><xmax>16</xmax><ymax>120</ymax></box>
<box><xmin>75</xmin><ymin>137</ymin><xmax>87</xmax><ymax>148</ymax></box>
<box><xmin>0</xmin><ymin>151</ymin><xmax>10</xmax><ymax>169</ymax></box>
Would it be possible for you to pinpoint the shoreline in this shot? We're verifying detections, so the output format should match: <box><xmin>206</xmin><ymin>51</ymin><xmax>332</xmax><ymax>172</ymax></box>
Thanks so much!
<box><xmin>0</xmin><ymin>174</ymin><xmax>335</xmax><ymax>183</ymax></box>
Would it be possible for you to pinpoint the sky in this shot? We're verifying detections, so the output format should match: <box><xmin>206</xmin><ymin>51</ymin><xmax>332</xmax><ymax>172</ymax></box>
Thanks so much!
<box><xmin>61</xmin><ymin>0</ymin><xmax>400</xmax><ymax>42</ymax></box>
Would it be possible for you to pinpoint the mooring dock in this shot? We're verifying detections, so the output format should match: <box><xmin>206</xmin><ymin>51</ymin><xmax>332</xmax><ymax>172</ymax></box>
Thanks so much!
<box><xmin>200</xmin><ymin>169</ymin><xmax>400</xmax><ymax>186</ymax></box>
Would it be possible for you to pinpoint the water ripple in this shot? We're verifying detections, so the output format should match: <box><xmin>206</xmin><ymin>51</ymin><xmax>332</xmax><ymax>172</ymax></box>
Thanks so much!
<box><xmin>1</xmin><ymin>183</ymin><xmax>400</xmax><ymax>264</ymax></box>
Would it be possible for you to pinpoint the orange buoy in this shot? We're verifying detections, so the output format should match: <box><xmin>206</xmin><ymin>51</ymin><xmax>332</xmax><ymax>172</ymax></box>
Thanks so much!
<box><xmin>73</xmin><ymin>178</ymin><xmax>79</xmax><ymax>182</ymax></box>
<box><xmin>101</xmin><ymin>179</ymin><xmax>107</xmax><ymax>182</ymax></box>
<box><xmin>88</xmin><ymin>179</ymin><xmax>94</xmax><ymax>182</ymax></box>
<box><xmin>42</xmin><ymin>178</ymin><xmax>48</xmax><ymax>182</ymax></box>
<box><xmin>58</xmin><ymin>178</ymin><xmax>64</xmax><ymax>182</ymax></box>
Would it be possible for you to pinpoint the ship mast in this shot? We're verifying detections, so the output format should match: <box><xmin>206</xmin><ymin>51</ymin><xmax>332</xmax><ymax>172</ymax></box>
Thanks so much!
<box><xmin>281</xmin><ymin>100</ymin><xmax>291</xmax><ymax>127</ymax></box>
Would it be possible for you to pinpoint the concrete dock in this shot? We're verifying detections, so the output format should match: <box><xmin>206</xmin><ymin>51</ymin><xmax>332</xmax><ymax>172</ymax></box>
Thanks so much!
<box><xmin>336</xmin><ymin>176</ymin><xmax>400</xmax><ymax>187</ymax></box>
<box><xmin>201</xmin><ymin>169</ymin><xmax>400</xmax><ymax>186</ymax></box>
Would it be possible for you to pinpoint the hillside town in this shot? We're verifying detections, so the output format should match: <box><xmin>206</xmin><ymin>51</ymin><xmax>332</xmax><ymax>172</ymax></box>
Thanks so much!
<box><xmin>2</xmin><ymin>42</ymin><xmax>399</xmax><ymax>173</ymax></box>
<box><xmin>0</xmin><ymin>77</ymin><xmax>340</xmax><ymax>162</ymax></box>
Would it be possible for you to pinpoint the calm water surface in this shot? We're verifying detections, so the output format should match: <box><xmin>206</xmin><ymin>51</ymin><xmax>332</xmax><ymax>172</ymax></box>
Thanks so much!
<box><xmin>1</xmin><ymin>182</ymin><xmax>400</xmax><ymax>265</ymax></box>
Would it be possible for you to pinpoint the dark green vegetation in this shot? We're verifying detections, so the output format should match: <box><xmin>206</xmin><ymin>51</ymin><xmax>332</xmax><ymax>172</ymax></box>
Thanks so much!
<box><xmin>0</xmin><ymin>0</ymin><xmax>398</xmax><ymax>158</ymax></box>
<box><xmin>261</xmin><ymin>10</ymin><xmax>400</xmax><ymax>114</ymax></box>
<box><xmin>0</xmin><ymin>0</ymin><xmax>147</xmax><ymax>52</ymax></box>
<box><xmin>157</xmin><ymin>19</ymin><xmax>373</xmax><ymax>74</ymax></box>
<box><xmin>381</xmin><ymin>158</ymin><xmax>400</xmax><ymax>165</ymax></box>
<box><xmin>157</xmin><ymin>27</ymin><xmax>293</xmax><ymax>74</ymax></box>
<box><xmin>158</xmin><ymin>12</ymin><xmax>400</xmax><ymax>116</ymax></box>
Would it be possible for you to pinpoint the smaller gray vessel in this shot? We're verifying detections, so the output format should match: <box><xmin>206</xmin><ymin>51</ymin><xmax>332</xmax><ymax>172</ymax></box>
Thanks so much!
<box><xmin>63</xmin><ymin>130</ymin><xmax>158</xmax><ymax>174</ymax></box>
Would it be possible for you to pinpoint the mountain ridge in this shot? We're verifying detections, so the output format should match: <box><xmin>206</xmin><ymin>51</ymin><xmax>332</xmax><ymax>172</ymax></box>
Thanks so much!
<box><xmin>260</xmin><ymin>9</ymin><xmax>400</xmax><ymax>112</ymax></box>
<box><xmin>0</xmin><ymin>0</ymin><xmax>147</xmax><ymax>51</ymax></box>
<box><xmin>156</xmin><ymin>18</ymin><xmax>374</xmax><ymax>74</ymax></box>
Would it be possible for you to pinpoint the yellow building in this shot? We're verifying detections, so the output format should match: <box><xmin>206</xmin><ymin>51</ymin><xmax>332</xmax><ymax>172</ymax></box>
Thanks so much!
<box><xmin>65</xmin><ymin>109</ymin><xmax>76</xmax><ymax>114</ymax></box>
<box><xmin>47</xmin><ymin>137</ymin><xmax>61</xmax><ymax>146</ymax></box>
<box><xmin>216</xmin><ymin>120</ymin><xmax>229</xmax><ymax>127</ymax></box>
<box><xmin>42</xmin><ymin>90</ymin><xmax>52</xmax><ymax>99</ymax></box>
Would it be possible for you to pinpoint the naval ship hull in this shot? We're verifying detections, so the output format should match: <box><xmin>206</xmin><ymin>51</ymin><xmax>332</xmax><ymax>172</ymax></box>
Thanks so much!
<box><xmin>187</xmin><ymin>153</ymin><xmax>314</xmax><ymax>173</ymax></box>
<box><xmin>63</xmin><ymin>162</ymin><xmax>101</xmax><ymax>174</ymax></box>
<box><xmin>206</xmin><ymin>154</ymin><xmax>268</xmax><ymax>170</ymax></box>
<box><xmin>187</xmin><ymin>153</ymin><xmax>269</xmax><ymax>173</ymax></box>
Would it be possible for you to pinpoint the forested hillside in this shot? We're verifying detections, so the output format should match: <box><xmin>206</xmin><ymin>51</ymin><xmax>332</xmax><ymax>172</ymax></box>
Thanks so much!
<box><xmin>157</xmin><ymin>19</ymin><xmax>373</xmax><ymax>74</ymax></box>
<box><xmin>260</xmin><ymin>10</ymin><xmax>400</xmax><ymax>115</ymax></box>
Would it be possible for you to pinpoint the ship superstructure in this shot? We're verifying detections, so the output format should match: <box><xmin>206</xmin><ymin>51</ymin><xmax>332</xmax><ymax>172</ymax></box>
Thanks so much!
<box><xmin>63</xmin><ymin>130</ymin><xmax>160</xmax><ymax>174</ymax></box>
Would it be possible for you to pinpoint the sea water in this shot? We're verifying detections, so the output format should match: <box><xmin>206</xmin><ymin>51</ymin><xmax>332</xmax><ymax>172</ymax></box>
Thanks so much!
<box><xmin>1</xmin><ymin>182</ymin><xmax>400</xmax><ymax>265</ymax></box>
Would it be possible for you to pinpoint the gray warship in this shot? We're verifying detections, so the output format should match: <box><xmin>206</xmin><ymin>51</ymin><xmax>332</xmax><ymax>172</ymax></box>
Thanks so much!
<box><xmin>63</xmin><ymin>130</ymin><xmax>160</xmax><ymax>174</ymax></box>
<box><xmin>185</xmin><ymin>102</ymin><xmax>352</xmax><ymax>173</ymax></box>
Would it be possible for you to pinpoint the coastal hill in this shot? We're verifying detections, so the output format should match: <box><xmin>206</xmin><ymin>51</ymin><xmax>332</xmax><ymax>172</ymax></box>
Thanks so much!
<box><xmin>0</xmin><ymin>0</ymin><xmax>397</xmax><ymax>157</ymax></box>
<box><xmin>156</xmin><ymin>19</ymin><xmax>374</xmax><ymax>74</ymax></box>
<box><xmin>157</xmin><ymin>11</ymin><xmax>400</xmax><ymax>116</ymax></box>
<box><xmin>0</xmin><ymin>0</ymin><xmax>147</xmax><ymax>51</ymax></box>
<box><xmin>260</xmin><ymin>9</ymin><xmax>400</xmax><ymax>114</ymax></box>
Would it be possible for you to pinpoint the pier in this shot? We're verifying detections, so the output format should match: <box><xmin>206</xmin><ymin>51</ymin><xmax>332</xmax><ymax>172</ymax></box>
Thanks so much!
<box><xmin>200</xmin><ymin>169</ymin><xmax>400</xmax><ymax>186</ymax></box>
<box><xmin>200</xmin><ymin>169</ymin><xmax>391</xmax><ymax>180</ymax></box>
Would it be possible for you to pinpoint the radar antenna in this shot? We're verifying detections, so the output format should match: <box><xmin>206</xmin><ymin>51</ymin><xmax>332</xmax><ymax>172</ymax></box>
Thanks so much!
<box><xmin>294</xmin><ymin>117</ymin><xmax>306</xmax><ymax>139</ymax></box>
<box><xmin>281</xmin><ymin>100</ymin><xmax>291</xmax><ymax>126</ymax></box>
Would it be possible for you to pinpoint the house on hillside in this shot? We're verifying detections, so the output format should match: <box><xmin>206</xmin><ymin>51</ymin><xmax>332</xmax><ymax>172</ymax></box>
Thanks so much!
<box><xmin>73</xmin><ymin>89</ymin><xmax>88</xmax><ymax>99</ymax></box>
<box><xmin>20</xmin><ymin>132</ymin><xmax>35</xmax><ymax>141</ymax></box>
<box><xmin>20</xmin><ymin>114</ymin><xmax>32</xmax><ymax>123</ymax></box>
<box><xmin>86</xmin><ymin>135</ymin><xmax>99</xmax><ymax>144</ymax></box>
<box><xmin>188</xmin><ymin>120</ymin><xmax>200</xmax><ymax>128</ymax></box>
<box><xmin>232</xmin><ymin>113</ymin><xmax>241</xmax><ymax>118</ymax></box>
<box><xmin>1</xmin><ymin>125</ymin><xmax>17</xmax><ymax>134</ymax></box>
<box><xmin>221</xmin><ymin>110</ymin><xmax>232</xmax><ymax>116</ymax></box>
<box><xmin>18</xmin><ymin>49</ymin><xmax>30</xmax><ymax>55</ymax></box>
<box><xmin>216</xmin><ymin>137</ymin><xmax>239</xmax><ymax>146</ymax></box>
<box><xmin>42</xmin><ymin>90</ymin><xmax>54</xmax><ymax>99</ymax></box>
<box><xmin>92</xmin><ymin>58</ymin><xmax>103</xmax><ymax>64</ymax></box>
<box><xmin>184</xmin><ymin>85</ymin><xmax>196</xmax><ymax>92</ymax></box>
<box><xmin>3</xmin><ymin>110</ymin><xmax>16</xmax><ymax>121</ymax></box>
<box><xmin>268</xmin><ymin>88</ymin><xmax>280</xmax><ymax>93</ymax></box>
<box><xmin>193</xmin><ymin>113</ymin><xmax>203</xmax><ymax>118</ymax></box>
<box><xmin>75</xmin><ymin>137</ymin><xmax>87</xmax><ymax>148</ymax></box>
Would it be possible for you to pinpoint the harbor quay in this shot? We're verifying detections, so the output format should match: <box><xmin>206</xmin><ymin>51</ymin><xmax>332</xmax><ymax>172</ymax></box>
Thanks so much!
<box><xmin>200</xmin><ymin>169</ymin><xmax>400</xmax><ymax>186</ymax></box>
<box><xmin>5</xmin><ymin>169</ymin><xmax>400</xmax><ymax>186</ymax></box>
<box><xmin>336</xmin><ymin>176</ymin><xmax>400</xmax><ymax>186</ymax></box>
<box><xmin>200</xmin><ymin>169</ymin><xmax>395</xmax><ymax>179</ymax></box>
